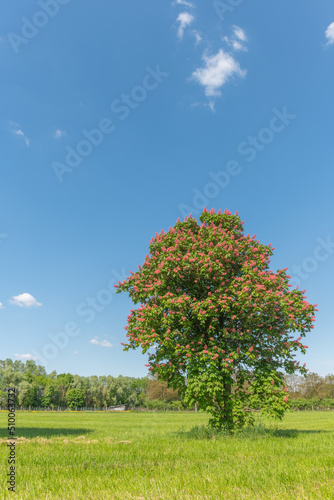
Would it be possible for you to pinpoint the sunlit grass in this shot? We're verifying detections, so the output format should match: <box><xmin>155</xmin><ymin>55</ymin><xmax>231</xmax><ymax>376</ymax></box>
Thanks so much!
<box><xmin>0</xmin><ymin>411</ymin><xmax>333</xmax><ymax>499</ymax></box>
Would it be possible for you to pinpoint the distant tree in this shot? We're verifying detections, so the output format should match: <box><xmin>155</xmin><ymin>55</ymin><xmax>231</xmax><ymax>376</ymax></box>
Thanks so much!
<box><xmin>88</xmin><ymin>375</ymin><xmax>103</xmax><ymax>407</ymax></box>
<box><xmin>42</xmin><ymin>383</ymin><xmax>58</xmax><ymax>408</ymax></box>
<box><xmin>116</xmin><ymin>209</ymin><xmax>317</xmax><ymax>430</ymax></box>
<box><xmin>284</xmin><ymin>374</ymin><xmax>304</xmax><ymax>399</ymax></box>
<box><xmin>0</xmin><ymin>370</ymin><xmax>6</xmax><ymax>405</ymax></box>
<box><xmin>48</xmin><ymin>370</ymin><xmax>57</xmax><ymax>380</ymax></box>
<box><xmin>2</xmin><ymin>362</ymin><xmax>23</xmax><ymax>388</ymax></box>
<box><xmin>66</xmin><ymin>388</ymin><xmax>85</xmax><ymax>409</ymax></box>
<box><xmin>21</xmin><ymin>382</ymin><xmax>42</xmax><ymax>407</ymax></box>
<box><xmin>323</xmin><ymin>375</ymin><xmax>334</xmax><ymax>399</ymax></box>
<box><xmin>130</xmin><ymin>377</ymin><xmax>148</xmax><ymax>406</ymax></box>
<box><xmin>56</xmin><ymin>374</ymin><xmax>74</xmax><ymax>406</ymax></box>
<box><xmin>146</xmin><ymin>374</ymin><xmax>181</xmax><ymax>402</ymax></box>
<box><xmin>301</xmin><ymin>372</ymin><xmax>324</xmax><ymax>399</ymax></box>
<box><xmin>57</xmin><ymin>373</ymin><xmax>74</xmax><ymax>385</ymax></box>
<box><xmin>18</xmin><ymin>381</ymin><xmax>31</xmax><ymax>407</ymax></box>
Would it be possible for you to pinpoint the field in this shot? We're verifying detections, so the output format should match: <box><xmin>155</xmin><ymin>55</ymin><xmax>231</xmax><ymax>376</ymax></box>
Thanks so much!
<box><xmin>1</xmin><ymin>410</ymin><xmax>334</xmax><ymax>499</ymax></box>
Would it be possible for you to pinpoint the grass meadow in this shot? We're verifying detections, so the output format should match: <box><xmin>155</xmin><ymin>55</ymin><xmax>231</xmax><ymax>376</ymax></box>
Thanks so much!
<box><xmin>0</xmin><ymin>410</ymin><xmax>334</xmax><ymax>499</ymax></box>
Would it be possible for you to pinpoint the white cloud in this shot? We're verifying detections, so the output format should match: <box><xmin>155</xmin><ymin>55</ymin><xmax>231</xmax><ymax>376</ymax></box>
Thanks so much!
<box><xmin>89</xmin><ymin>337</ymin><xmax>113</xmax><ymax>347</ymax></box>
<box><xmin>190</xmin><ymin>100</ymin><xmax>216</xmax><ymax>112</ymax></box>
<box><xmin>54</xmin><ymin>129</ymin><xmax>66</xmax><ymax>139</ymax></box>
<box><xmin>14</xmin><ymin>353</ymin><xmax>38</xmax><ymax>361</ymax></box>
<box><xmin>233</xmin><ymin>25</ymin><xmax>247</xmax><ymax>42</ymax></box>
<box><xmin>11</xmin><ymin>128</ymin><xmax>30</xmax><ymax>146</ymax></box>
<box><xmin>208</xmin><ymin>101</ymin><xmax>215</xmax><ymax>112</ymax></box>
<box><xmin>193</xmin><ymin>30</ymin><xmax>202</xmax><ymax>45</ymax></box>
<box><xmin>73</xmin><ymin>351</ymin><xmax>79</xmax><ymax>355</ymax></box>
<box><xmin>9</xmin><ymin>293</ymin><xmax>42</xmax><ymax>308</ymax></box>
<box><xmin>174</xmin><ymin>0</ymin><xmax>194</xmax><ymax>7</ymax></box>
<box><xmin>192</xmin><ymin>49</ymin><xmax>246</xmax><ymax>97</ymax></box>
<box><xmin>177</xmin><ymin>12</ymin><xmax>194</xmax><ymax>39</ymax></box>
<box><xmin>13</xmin><ymin>129</ymin><xmax>25</xmax><ymax>137</ymax></box>
<box><xmin>0</xmin><ymin>302</ymin><xmax>4</xmax><ymax>309</ymax></box>
<box><xmin>223</xmin><ymin>26</ymin><xmax>248</xmax><ymax>52</ymax></box>
<box><xmin>231</xmin><ymin>40</ymin><xmax>244</xmax><ymax>51</ymax></box>
<box><xmin>101</xmin><ymin>340</ymin><xmax>113</xmax><ymax>347</ymax></box>
<box><xmin>325</xmin><ymin>22</ymin><xmax>334</xmax><ymax>45</ymax></box>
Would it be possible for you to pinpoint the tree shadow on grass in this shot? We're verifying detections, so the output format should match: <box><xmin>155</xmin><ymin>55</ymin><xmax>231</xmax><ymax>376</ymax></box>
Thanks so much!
<box><xmin>175</xmin><ymin>424</ymin><xmax>330</xmax><ymax>441</ymax></box>
<box><xmin>0</xmin><ymin>428</ymin><xmax>93</xmax><ymax>439</ymax></box>
<box><xmin>271</xmin><ymin>428</ymin><xmax>328</xmax><ymax>438</ymax></box>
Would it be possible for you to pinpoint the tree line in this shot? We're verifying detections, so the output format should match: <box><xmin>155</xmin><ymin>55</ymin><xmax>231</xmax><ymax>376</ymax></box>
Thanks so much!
<box><xmin>0</xmin><ymin>359</ymin><xmax>333</xmax><ymax>410</ymax></box>
<box><xmin>0</xmin><ymin>359</ymin><xmax>182</xmax><ymax>410</ymax></box>
<box><xmin>284</xmin><ymin>372</ymin><xmax>334</xmax><ymax>410</ymax></box>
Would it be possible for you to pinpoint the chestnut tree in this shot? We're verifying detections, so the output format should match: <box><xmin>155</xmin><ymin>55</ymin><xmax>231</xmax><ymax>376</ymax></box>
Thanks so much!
<box><xmin>116</xmin><ymin>209</ymin><xmax>317</xmax><ymax>430</ymax></box>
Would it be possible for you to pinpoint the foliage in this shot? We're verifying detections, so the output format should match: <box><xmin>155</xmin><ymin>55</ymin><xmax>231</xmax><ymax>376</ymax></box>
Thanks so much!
<box><xmin>0</xmin><ymin>359</ymin><xmax>148</xmax><ymax>409</ymax></box>
<box><xmin>285</xmin><ymin>372</ymin><xmax>334</xmax><ymax>399</ymax></box>
<box><xmin>3</xmin><ymin>359</ymin><xmax>333</xmax><ymax>413</ymax></box>
<box><xmin>42</xmin><ymin>383</ymin><xmax>58</xmax><ymax>408</ymax></box>
<box><xmin>288</xmin><ymin>398</ymin><xmax>334</xmax><ymax>410</ymax></box>
<box><xmin>116</xmin><ymin>208</ymin><xmax>317</xmax><ymax>430</ymax></box>
<box><xmin>141</xmin><ymin>399</ymin><xmax>186</xmax><ymax>411</ymax></box>
<box><xmin>66</xmin><ymin>388</ymin><xmax>85</xmax><ymax>409</ymax></box>
<box><xmin>146</xmin><ymin>374</ymin><xmax>182</xmax><ymax>402</ymax></box>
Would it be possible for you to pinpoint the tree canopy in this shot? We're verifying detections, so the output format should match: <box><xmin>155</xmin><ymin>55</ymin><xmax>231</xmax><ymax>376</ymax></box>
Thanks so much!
<box><xmin>116</xmin><ymin>208</ymin><xmax>317</xmax><ymax>429</ymax></box>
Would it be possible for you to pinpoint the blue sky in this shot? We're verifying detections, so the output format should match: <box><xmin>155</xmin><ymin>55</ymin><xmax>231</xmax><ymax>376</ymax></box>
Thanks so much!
<box><xmin>0</xmin><ymin>0</ymin><xmax>333</xmax><ymax>378</ymax></box>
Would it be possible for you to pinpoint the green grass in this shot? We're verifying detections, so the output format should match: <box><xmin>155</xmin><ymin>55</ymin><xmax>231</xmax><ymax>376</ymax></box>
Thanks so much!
<box><xmin>1</xmin><ymin>410</ymin><xmax>334</xmax><ymax>499</ymax></box>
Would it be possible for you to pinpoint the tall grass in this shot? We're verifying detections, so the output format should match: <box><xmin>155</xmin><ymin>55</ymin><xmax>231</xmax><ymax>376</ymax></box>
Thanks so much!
<box><xmin>0</xmin><ymin>411</ymin><xmax>333</xmax><ymax>499</ymax></box>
